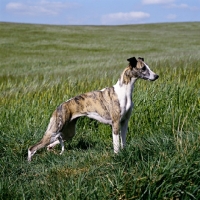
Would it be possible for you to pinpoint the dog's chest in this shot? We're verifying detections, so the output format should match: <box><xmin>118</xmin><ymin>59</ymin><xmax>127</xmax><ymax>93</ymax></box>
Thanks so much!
<box><xmin>114</xmin><ymin>84</ymin><xmax>133</xmax><ymax>120</ymax></box>
<box><xmin>118</xmin><ymin>95</ymin><xmax>132</xmax><ymax>119</ymax></box>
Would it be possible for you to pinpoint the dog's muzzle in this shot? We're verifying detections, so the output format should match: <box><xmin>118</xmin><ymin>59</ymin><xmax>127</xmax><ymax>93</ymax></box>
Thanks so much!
<box><xmin>141</xmin><ymin>74</ymin><xmax>159</xmax><ymax>81</ymax></box>
<box><xmin>152</xmin><ymin>74</ymin><xmax>159</xmax><ymax>81</ymax></box>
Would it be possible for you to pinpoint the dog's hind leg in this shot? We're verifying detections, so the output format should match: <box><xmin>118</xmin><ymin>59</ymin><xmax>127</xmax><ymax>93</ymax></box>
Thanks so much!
<box><xmin>28</xmin><ymin>131</ymin><xmax>55</xmax><ymax>161</ymax></box>
<box><xmin>46</xmin><ymin>119</ymin><xmax>78</xmax><ymax>154</ymax></box>
<box><xmin>28</xmin><ymin>109</ymin><xmax>64</xmax><ymax>161</ymax></box>
<box><xmin>47</xmin><ymin>139</ymin><xmax>60</xmax><ymax>151</ymax></box>
<box><xmin>58</xmin><ymin>135</ymin><xmax>64</xmax><ymax>155</ymax></box>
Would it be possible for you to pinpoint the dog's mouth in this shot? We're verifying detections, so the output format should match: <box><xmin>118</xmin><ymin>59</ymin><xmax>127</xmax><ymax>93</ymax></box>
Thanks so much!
<box><xmin>142</xmin><ymin>74</ymin><xmax>159</xmax><ymax>81</ymax></box>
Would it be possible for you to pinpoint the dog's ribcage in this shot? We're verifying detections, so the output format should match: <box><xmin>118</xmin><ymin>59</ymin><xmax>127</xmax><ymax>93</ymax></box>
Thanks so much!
<box><xmin>59</xmin><ymin>86</ymin><xmax>121</xmax><ymax>126</ymax></box>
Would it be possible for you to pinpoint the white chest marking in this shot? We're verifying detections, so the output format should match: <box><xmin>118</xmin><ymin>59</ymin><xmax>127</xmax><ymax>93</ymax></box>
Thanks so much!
<box><xmin>114</xmin><ymin>80</ymin><xmax>135</xmax><ymax>120</ymax></box>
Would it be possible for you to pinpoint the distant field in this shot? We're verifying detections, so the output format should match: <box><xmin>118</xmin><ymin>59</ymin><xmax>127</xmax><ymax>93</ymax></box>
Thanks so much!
<box><xmin>0</xmin><ymin>22</ymin><xmax>200</xmax><ymax>199</ymax></box>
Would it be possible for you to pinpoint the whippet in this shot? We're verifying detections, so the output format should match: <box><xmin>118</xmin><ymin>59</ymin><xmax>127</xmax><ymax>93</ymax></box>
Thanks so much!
<box><xmin>28</xmin><ymin>57</ymin><xmax>159</xmax><ymax>161</ymax></box>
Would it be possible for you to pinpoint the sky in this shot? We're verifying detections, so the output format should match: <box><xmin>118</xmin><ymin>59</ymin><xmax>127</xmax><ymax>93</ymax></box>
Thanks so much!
<box><xmin>0</xmin><ymin>0</ymin><xmax>200</xmax><ymax>25</ymax></box>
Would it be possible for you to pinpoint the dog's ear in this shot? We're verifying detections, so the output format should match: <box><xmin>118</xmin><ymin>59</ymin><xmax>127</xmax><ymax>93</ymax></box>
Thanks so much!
<box><xmin>138</xmin><ymin>57</ymin><xmax>144</xmax><ymax>61</ymax></box>
<box><xmin>127</xmin><ymin>57</ymin><xmax>137</xmax><ymax>68</ymax></box>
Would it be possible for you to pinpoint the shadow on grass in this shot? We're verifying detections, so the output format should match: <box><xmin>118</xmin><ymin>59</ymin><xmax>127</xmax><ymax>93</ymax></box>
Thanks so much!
<box><xmin>67</xmin><ymin>138</ymin><xmax>98</xmax><ymax>150</ymax></box>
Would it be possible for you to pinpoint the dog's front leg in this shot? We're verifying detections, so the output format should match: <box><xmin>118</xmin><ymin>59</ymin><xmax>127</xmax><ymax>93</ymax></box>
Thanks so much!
<box><xmin>120</xmin><ymin>107</ymin><xmax>132</xmax><ymax>149</ymax></box>
<box><xmin>112</xmin><ymin>122</ymin><xmax>120</xmax><ymax>153</ymax></box>
<box><xmin>120</xmin><ymin>120</ymin><xmax>129</xmax><ymax>149</ymax></box>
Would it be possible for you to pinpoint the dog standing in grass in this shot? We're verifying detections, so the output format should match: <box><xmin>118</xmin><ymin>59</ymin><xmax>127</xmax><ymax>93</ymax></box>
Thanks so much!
<box><xmin>28</xmin><ymin>57</ymin><xmax>159</xmax><ymax>161</ymax></box>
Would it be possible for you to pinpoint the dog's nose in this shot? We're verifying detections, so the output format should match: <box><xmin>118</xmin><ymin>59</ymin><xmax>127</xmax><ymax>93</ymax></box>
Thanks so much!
<box><xmin>154</xmin><ymin>74</ymin><xmax>159</xmax><ymax>80</ymax></box>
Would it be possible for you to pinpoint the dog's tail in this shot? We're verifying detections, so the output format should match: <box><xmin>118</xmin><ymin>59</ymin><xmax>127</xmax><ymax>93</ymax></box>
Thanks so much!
<box><xmin>28</xmin><ymin>105</ymin><xmax>66</xmax><ymax>161</ymax></box>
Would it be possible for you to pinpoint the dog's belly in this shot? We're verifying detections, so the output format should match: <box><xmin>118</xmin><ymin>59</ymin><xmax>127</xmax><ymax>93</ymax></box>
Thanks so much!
<box><xmin>71</xmin><ymin>112</ymin><xmax>112</xmax><ymax>125</ymax></box>
<box><xmin>87</xmin><ymin>112</ymin><xmax>112</xmax><ymax>125</ymax></box>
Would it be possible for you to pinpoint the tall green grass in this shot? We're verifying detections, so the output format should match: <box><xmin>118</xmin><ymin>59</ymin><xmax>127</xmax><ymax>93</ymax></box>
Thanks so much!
<box><xmin>0</xmin><ymin>22</ymin><xmax>200</xmax><ymax>199</ymax></box>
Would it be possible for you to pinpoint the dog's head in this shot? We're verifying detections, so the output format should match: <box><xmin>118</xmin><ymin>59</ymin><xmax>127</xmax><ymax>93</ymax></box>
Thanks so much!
<box><xmin>127</xmin><ymin>57</ymin><xmax>159</xmax><ymax>81</ymax></box>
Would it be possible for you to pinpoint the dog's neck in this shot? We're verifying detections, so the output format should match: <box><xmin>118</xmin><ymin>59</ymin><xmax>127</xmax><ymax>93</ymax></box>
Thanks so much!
<box><xmin>115</xmin><ymin>76</ymin><xmax>136</xmax><ymax>96</ymax></box>
<box><xmin>118</xmin><ymin>66</ymin><xmax>138</xmax><ymax>90</ymax></box>
<box><xmin>114</xmin><ymin>67</ymin><xmax>137</xmax><ymax>102</ymax></box>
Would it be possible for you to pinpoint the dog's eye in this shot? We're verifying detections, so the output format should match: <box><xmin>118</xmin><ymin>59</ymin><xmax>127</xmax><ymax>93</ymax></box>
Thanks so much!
<box><xmin>141</xmin><ymin>66</ymin><xmax>146</xmax><ymax>71</ymax></box>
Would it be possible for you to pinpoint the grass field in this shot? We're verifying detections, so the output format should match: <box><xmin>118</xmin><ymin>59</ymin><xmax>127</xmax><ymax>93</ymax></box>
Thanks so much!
<box><xmin>0</xmin><ymin>22</ymin><xmax>200</xmax><ymax>199</ymax></box>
